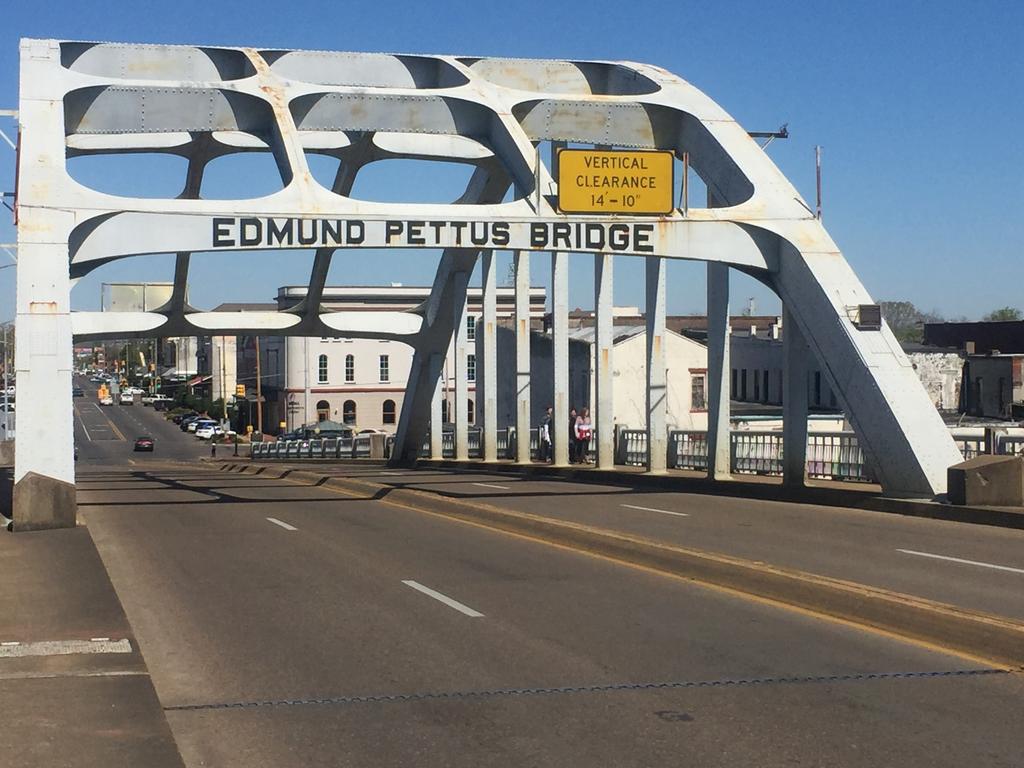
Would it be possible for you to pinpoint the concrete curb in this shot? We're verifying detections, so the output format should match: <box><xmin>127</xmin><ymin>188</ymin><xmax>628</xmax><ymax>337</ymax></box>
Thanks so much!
<box><xmin>419</xmin><ymin>459</ymin><xmax>1024</xmax><ymax>530</ymax></box>
<box><xmin>217</xmin><ymin>462</ymin><xmax>1024</xmax><ymax>668</ymax></box>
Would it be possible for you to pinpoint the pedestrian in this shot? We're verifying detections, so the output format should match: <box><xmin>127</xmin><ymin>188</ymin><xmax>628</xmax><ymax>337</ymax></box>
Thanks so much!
<box><xmin>575</xmin><ymin>408</ymin><xmax>593</xmax><ymax>464</ymax></box>
<box><xmin>568</xmin><ymin>408</ymin><xmax>578</xmax><ymax>463</ymax></box>
<box><xmin>539</xmin><ymin>406</ymin><xmax>553</xmax><ymax>462</ymax></box>
<box><xmin>211</xmin><ymin>441</ymin><xmax>216</xmax><ymax>459</ymax></box>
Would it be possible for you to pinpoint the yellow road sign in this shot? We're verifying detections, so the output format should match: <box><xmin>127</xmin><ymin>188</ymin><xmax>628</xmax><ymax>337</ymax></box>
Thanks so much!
<box><xmin>557</xmin><ymin>149</ymin><xmax>674</xmax><ymax>215</ymax></box>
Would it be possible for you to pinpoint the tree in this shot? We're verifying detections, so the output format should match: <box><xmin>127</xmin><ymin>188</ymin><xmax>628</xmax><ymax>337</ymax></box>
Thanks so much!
<box><xmin>982</xmin><ymin>307</ymin><xmax>1022</xmax><ymax>322</ymax></box>
<box><xmin>878</xmin><ymin>301</ymin><xmax>941</xmax><ymax>344</ymax></box>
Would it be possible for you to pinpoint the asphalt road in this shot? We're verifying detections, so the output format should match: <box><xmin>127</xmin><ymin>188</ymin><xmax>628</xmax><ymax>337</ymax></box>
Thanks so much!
<box><xmin>77</xmin><ymin>462</ymin><xmax>1024</xmax><ymax>767</ymax></box>
<box><xmin>73</xmin><ymin>377</ymin><xmax>212</xmax><ymax>466</ymax></box>
<box><xmin>300</xmin><ymin>466</ymin><xmax>1024</xmax><ymax>621</ymax></box>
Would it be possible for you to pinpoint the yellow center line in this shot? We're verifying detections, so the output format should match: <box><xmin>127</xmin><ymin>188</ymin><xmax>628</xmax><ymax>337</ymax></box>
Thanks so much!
<box><xmin>239</xmin><ymin>465</ymin><xmax>1020</xmax><ymax>672</ymax></box>
<box><xmin>89</xmin><ymin>402</ymin><xmax>126</xmax><ymax>441</ymax></box>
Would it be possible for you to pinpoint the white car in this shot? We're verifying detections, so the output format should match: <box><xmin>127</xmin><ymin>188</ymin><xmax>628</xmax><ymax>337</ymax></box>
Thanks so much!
<box><xmin>118</xmin><ymin>392</ymin><xmax>134</xmax><ymax>405</ymax></box>
<box><xmin>99</xmin><ymin>396</ymin><xmax>114</xmax><ymax>406</ymax></box>
<box><xmin>195</xmin><ymin>424</ymin><xmax>224</xmax><ymax>440</ymax></box>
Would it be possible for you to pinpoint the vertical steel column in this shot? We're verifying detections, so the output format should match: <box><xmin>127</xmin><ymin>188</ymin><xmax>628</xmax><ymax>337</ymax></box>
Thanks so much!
<box><xmin>706</xmin><ymin>262</ymin><xmax>731</xmax><ymax>480</ymax></box>
<box><xmin>551</xmin><ymin>251</ymin><xmax>569</xmax><ymax>466</ymax></box>
<box><xmin>645</xmin><ymin>256</ymin><xmax>667</xmax><ymax>473</ymax></box>
<box><xmin>550</xmin><ymin>142</ymin><xmax>570</xmax><ymax>467</ymax></box>
<box><xmin>594</xmin><ymin>253</ymin><xmax>614</xmax><ymax>469</ymax></box>
<box><xmin>13</xmin><ymin>238</ymin><xmax>77</xmax><ymax>530</ymax></box>
<box><xmin>429</xmin><ymin>352</ymin><xmax>444</xmax><ymax>459</ymax></box>
<box><xmin>514</xmin><ymin>251</ymin><xmax>531</xmax><ymax>463</ymax></box>
<box><xmin>480</xmin><ymin>252</ymin><xmax>498</xmax><ymax>461</ymax></box>
<box><xmin>452</xmin><ymin>270</ymin><xmax>470</xmax><ymax>460</ymax></box>
<box><xmin>783</xmin><ymin>306</ymin><xmax>809</xmax><ymax>486</ymax></box>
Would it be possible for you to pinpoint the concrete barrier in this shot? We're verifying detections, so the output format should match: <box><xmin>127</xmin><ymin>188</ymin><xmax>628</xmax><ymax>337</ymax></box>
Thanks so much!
<box><xmin>0</xmin><ymin>440</ymin><xmax>13</xmax><ymax>468</ymax></box>
<box><xmin>948</xmin><ymin>455</ymin><xmax>1024</xmax><ymax>507</ymax></box>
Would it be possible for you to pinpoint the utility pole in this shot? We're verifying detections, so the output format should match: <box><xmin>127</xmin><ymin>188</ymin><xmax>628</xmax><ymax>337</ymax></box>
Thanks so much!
<box><xmin>255</xmin><ymin>335</ymin><xmax>263</xmax><ymax>434</ymax></box>
<box><xmin>815</xmin><ymin>145</ymin><xmax>823</xmax><ymax>221</ymax></box>
<box><xmin>220</xmin><ymin>337</ymin><xmax>228</xmax><ymax>421</ymax></box>
<box><xmin>2</xmin><ymin>323</ymin><xmax>9</xmax><ymax>439</ymax></box>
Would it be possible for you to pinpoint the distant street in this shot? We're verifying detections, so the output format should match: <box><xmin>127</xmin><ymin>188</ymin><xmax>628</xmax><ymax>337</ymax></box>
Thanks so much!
<box><xmin>75</xmin><ymin>458</ymin><xmax>1024</xmax><ymax>767</ymax></box>
<box><xmin>73</xmin><ymin>377</ymin><xmax>212</xmax><ymax>466</ymax></box>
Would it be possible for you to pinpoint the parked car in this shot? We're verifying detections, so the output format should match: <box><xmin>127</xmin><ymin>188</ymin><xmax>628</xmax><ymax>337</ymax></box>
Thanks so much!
<box><xmin>72</xmin><ymin>387</ymin><xmax>85</xmax><ymax>398</ymax></box>
<box><xmin>153</xmin><ymin>400</ymin><xmax>169</xmax><ymax>412</ymax></box>
<box><xmin>133</xmin><ymin>436</ymin><xmax>155</xmax><ymax>452</ymax></box>
<box><xmin>195</xmin><ymin>424</ymin><xmax>224</xmax><ymax>440</ymax></box>
<box><xmin>179</xmin><ymin>415</ymin><xmax>203</xmax><ymax>431</ymax></box>
<box><xmin>99</xmin><ymin>396</ymin><xmax>114</xmax><ymax>406</ymax></box>
<box><xmin>188</xmin><ymin>418</ymin><xmax>214</xmax><ymax>433</ymax></box>
<box><xmin>172</xmin><ymin>412</ymin><xmax>197</xmax><ymax>425</ymax></box>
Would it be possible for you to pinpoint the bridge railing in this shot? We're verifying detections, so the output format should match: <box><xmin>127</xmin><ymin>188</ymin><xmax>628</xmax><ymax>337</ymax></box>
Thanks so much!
<box><xmin>622</xmin><ymin>429</ymin><xmax>875</xmax><ymax>482</ymax></box>
<box><xmin>249</xmin><ymin>427</ymin><xmax>1017</xmax><ymax>483</ymax></box>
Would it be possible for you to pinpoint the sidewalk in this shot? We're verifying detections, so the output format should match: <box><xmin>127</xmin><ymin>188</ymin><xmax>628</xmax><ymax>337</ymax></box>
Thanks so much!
<box><xmin>0</xmin><ymin>524</ymin><xmax>184</xmax><ymax>767</ymax></box>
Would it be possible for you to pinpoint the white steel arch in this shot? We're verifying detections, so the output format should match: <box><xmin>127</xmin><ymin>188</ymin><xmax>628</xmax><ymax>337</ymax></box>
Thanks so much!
<box><xmin>12</xmin><ymin>39</ymin><xmax>961</xmax><ymax>529</ymax></box>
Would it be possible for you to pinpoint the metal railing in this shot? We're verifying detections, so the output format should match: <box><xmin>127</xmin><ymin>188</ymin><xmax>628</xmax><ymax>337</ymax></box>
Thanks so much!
<box><xmin>1002</xmin><ymin>436</ymin><xmax>1024</xmax><ymax>457</ymax></box>
<box><xmin>249</xmin><ymin>427</ymin><xmax>1018</xmax><ymax>482</ymax></box>
<box><xmin>667</xmin><ymin>430</ymin><xmax>875</xmax><ymax>481</ymax></box>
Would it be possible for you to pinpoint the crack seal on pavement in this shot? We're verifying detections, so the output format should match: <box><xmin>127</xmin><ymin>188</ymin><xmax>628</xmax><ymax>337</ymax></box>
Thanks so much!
<box><xmin>164</xmin><ymin>668</ymin><xmax>1017</xmax><ymax>712</ymax></box>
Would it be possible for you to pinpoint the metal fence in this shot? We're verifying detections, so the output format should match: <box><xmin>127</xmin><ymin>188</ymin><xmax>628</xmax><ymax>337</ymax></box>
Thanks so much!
<box><xmin>249</xmin><ymin>427</ymin><xmax>1020</xmax><ymax>481</ymax></box>
<box><xmin>627</xmin><ymin>429</ymin><xmax>875</xmax><ymax>481</ymax></box>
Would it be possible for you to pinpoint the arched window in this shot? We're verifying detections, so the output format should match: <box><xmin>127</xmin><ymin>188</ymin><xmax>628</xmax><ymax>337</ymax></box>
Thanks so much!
<box><xmin>316</xmin><ymin>400</ymin><xmax>330</xmax><ymax>422</ymax></box>
<box><xmin>345</xmin><ymin>354</ymin><xmax>354</xmax><ymax>383</ymax></box>
<box><xmin>467</xmin><ymin>398</ymin><xmax>475</xmax><ymax>424</ymax></box>
<box><xmin>318</xmin><ymin>354</ymin><xmax>328</xmax><ymax>384</ymax></box>
<box><xmin>343</xmin><ymin>399</ymin><xmax>357</xmax><ymax>424</ymax></box>
<box><xmin>382</xmin><ymin>399</ymin><xmax>396</xmax><ymax>425</ymax></box>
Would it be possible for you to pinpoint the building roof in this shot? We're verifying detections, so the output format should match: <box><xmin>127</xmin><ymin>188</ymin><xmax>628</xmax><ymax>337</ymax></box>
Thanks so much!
<box><xmin>210</xmin><ymin>302</ymin><xmax>278</xmax><ymax>312</ymax></box>
<box><xmin>924</xmin><ymin>320</ymin><xmax>1024</xmax><ymax>354</ymax></box>
<box><xmin>567</xmin><ymin>325</ymin><xmax>706</xmax><ymax>347</ymax></box>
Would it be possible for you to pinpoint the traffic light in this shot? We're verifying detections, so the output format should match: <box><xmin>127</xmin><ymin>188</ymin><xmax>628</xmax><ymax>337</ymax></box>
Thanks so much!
<box><xmin>235</xmin><ymin>384</ymin><xmax>246</xmax><ymax>397</ymax></box>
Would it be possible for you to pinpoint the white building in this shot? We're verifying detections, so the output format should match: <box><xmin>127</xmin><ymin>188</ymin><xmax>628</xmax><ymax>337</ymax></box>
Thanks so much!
<box><xmin>245</xmin><ymin>285</ymin><xmax>546</xmax><ymax>433</ymax></box>
<box><xmin>567</xmin><ymin>325</ymin><xmax>711</xmax><ymax>431</ymax></box>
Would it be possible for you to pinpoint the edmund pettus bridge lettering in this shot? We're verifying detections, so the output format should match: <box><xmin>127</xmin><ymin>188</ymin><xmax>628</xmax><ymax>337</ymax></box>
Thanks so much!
<box><xmin>211</xmin><ymin>217</ymin><xmax>658</xmax><ymax>254</ymax></box>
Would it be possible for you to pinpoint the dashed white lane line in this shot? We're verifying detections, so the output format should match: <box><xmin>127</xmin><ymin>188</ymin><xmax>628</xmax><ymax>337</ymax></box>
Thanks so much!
<box><xmin>896</xmin><ymin>549</ymin><xmax>1024</xmax><ymax>574</ymax></box>
<box><xmin>401</xmin><ymin>580</ymin><xmax>485</xmax><ymax>617</ymax></box>
<box><xmin>266</xmin><ymin>517</ymin><xmax>298</xmax><ymax>531</ymax></box>
<box><xmin>472</xmin><ymin>482</ymin><xmax>511</xmax><ymax>490</ymax></box>
<box><xmin>621</xmin><ymin>503</ymin><xmax>689</xmax><ymax>518</ymax></box>
<box><xmin>0</xmin><ymin>638</ymin><xmax>132</xmax><ymax>658</ymax></box>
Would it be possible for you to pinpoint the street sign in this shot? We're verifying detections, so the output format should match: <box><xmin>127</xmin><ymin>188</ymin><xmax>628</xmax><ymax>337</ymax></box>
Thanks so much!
<box><xmin>557</xmin><ymin>149</ymin><xmax>674</xmax><ymax>215</ymax></box>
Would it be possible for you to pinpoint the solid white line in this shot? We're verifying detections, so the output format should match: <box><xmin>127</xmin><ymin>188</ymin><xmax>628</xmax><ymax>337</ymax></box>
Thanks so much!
<box><xmin>472</xmin><ymin>482</ymin><xmax>510</xmax><ymax>490</ymax></box>
<box><xmin>75</xmin><ymin>409</ymin><xmax>94</xmax><ymax>442</ymax></box>
<box><xmin>266</xmin><ymin>517</ymin><xmax>297</xmax><ymax>531</ymax></box>
<box><xmin>621</xmin><ymin>503</ymin><xmax>689</xmax><ymax>518</ymax></box>
<box><xmin>401</xmin><ymin>580</ymin><xmax>484</xmax><ymax>617</ymax></box>
<box><xmin>896</xmin><ymin>549</ymin><xmax>1024</xmax><ymax>574</ymax></box>
<box><xmin>0</xmin><ymin>639</ymin><xmax>132</xmax><ymax>658</ymax></box>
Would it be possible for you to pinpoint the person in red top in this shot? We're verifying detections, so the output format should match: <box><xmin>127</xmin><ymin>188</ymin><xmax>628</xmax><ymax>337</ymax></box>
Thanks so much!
<box><xmin>574</xmin><ymin>408</ymin><xmax>593</xmax><ymax>464</ymax></box>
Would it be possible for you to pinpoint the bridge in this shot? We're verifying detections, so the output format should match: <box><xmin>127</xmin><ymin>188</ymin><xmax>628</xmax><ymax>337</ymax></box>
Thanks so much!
<box><xmin>4</xmin><ymin>40</ymin><xmax>1024</xmax><ymax>768</ymax></box>
<box><xmin>11</xmin><ymin>39</ymin><xmax>961</xmax><ymax>528</ymax></box>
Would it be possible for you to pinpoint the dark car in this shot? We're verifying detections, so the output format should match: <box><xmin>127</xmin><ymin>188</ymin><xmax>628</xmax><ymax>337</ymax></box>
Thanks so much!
<box><xmin>72</xmin><ymin>387</ymin><xmax>85</xmax><ymax>398</ymax></box>
<box><xmin>179</xmin><ymin>415</ymin><xmax>202</xmax><ymax>431</ymax></box>
<box><xmin>153</xmin><ymin>400</ymin><xmax>169</xmax><ymax>412</ymax></box>
<box><xmin>133</xmin><ymin>436</ymin><xmax>154</xmax><ymax>452</ymax></box>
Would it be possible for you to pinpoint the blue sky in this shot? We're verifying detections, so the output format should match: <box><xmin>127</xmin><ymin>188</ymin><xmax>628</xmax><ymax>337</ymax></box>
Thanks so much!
<box><xmin>1</xmin><ymin>0</ymin><xmax>1021</xmax><ymax>321</ymax></box>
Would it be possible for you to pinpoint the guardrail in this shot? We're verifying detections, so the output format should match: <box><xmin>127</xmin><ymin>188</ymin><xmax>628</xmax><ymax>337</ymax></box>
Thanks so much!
<box><xmin>627</xmin><ymin>429</ymin><xmax>876</xmax><ymax>482</ymax></box>
<box><xmin>249</xmin><ymin>427</ymin><xmax>1021</xmax><ymax>482</ymax></box>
